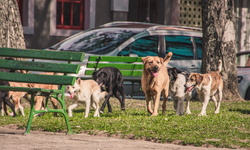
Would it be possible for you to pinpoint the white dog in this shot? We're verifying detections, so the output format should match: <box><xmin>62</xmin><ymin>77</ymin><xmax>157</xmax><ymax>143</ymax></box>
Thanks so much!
<box><xmin>168</xmin><ymin>67</ymin><xmax>192</xmax><ymax>116</ymax></box>
<box><xmin>67</xmin><ymin>78</ymin><xmax>107</xmax><ymax>118</ymax></box>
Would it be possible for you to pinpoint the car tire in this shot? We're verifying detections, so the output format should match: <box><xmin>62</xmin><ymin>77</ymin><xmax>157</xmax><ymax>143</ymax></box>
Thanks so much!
<box><xmin>244</xmin><ymin>86</ymin><xmax>250</xmax><ymax>100</ymax></box>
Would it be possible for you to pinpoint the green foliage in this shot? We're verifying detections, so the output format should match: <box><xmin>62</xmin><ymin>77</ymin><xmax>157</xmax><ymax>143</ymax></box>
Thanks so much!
<box><xmin>1</xmin><ymin>98</ymin><xmax>250</xmax><ymax>148</ymax></box>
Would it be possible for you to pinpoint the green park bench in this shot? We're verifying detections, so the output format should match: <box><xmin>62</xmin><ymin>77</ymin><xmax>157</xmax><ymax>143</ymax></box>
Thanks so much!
<box><xmin>0</xmin><ymin>47</ymin><xmax>84</xmax><ymax>134</ymax></box>
<box><xmin>84</xmin><ymin>56</ymin><xmax>144</xmax><ymax>98</ymax></box>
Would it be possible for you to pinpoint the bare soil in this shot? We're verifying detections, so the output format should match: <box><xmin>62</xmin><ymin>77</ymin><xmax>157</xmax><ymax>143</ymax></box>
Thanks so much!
<box><xmin>0</xmin><ymin>126</ymin><xmax>248</xmax><ymax>150</ymax></box>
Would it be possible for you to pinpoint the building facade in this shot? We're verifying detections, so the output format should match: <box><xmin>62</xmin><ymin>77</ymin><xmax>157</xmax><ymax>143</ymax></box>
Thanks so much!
<box><xmin>18</xmin><ymin>0</ymin><xmax>250</xmax><ymax>53</ymax></box>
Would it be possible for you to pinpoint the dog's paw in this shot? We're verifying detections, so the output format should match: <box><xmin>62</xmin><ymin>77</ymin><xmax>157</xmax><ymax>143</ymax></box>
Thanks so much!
<box><xmin>121</xmin><ymin>108</ymin><xmax>125</xmax><ymax>111</ymax></box>
<box><xmin>198</xmin><ymin>113</ymin><xmax>206</xmax><ymax>116</ymax></box>
<box><xmin>186</xmin><ymin>111</ymin><xmax>191</xmax><ymax>115</ymax></box>
<box><xmin>100</xmin><ymin>110</ymin><xmax>104</xmax><ymax>114</ymax></box>
<box><xmin>214</xmin><ymin>111</ymin><xmax>219</xmax><ymax>114</ymax></box>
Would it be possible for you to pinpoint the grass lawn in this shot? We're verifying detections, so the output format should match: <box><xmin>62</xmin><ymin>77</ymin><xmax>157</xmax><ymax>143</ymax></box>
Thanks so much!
<box><xmin>0</xmin><ymin>97</ymin><xmax>250</xmax><ymax>149</ymax></box>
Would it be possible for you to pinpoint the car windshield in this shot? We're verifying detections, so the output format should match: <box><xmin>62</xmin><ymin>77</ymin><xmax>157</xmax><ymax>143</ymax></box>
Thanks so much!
<box><xmin>50</xmin><ymin>28</ymin><xmax>142</xmax><ymax>54</ymax></box>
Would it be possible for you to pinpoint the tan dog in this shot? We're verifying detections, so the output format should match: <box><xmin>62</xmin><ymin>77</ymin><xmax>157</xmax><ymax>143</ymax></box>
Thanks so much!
<box><xmin>185</xmin><ymin>60</ymin><xmax>223</xmax><ymax>116</ymax></box>
<box><xmin>67</xmin><ymin>78</ymin><xmax>107</xmax><ymax>118</ymax></box>
<box><xmin>141</xmin><ymin>52</ymin><xmax>173</xmax><ymax>116</ymax></box>
<box><xmin>3</xmin><ymin>72</ymin><xmax>60</xmax><ymax>117</ymax></box>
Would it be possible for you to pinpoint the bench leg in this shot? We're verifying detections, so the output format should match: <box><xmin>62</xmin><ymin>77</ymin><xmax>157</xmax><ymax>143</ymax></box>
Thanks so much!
<box><xmin>55</xmin><ymin>95</ymin><xmax>73</xmax><ymax>134</ymax></box>
<box><xmin>24</xmin><ymin>94</ymin><xmax>35</xmax><ymax>134</ymax></box>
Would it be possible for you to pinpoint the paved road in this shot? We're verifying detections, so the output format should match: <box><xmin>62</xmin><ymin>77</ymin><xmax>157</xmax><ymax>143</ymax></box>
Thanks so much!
<box><xmin>0</xmin><ymin>127</ymin><xmax>247</xmax><ymax>150</ymax></box>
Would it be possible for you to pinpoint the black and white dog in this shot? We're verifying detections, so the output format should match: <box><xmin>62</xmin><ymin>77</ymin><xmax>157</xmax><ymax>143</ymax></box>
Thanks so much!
<box><xmin>167</xmin><ymin>67</ymin><xmax>192</xmax><ymax>116</ymax></box>
<box><xmin>0</xmin><ymin>58</ymin><xmax>17</xmax><ymax>117</ymax></box>
<box><xmin>92</xmin><ymin>67</ymin><xmax>125</xmax><ymax>114</ymax></box>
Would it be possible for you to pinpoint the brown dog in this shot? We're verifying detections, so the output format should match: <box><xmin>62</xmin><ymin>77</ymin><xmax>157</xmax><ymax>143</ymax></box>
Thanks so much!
<box><xmin>185</xmin><ymin>60</ymin><xmax>223</xmax><ymax>116</ymax></box>
<box><xmin>3</xmin><ymin>72</ymin><xmax>60</xmax><ymax>117</ymax></box>
<box><xmin>141</xmin><ymin>52</ymin><xmax>173</xmax><ymax>116</ymax></box>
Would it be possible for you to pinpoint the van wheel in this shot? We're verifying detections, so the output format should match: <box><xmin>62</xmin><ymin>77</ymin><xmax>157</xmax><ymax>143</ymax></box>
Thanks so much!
<box><xmin>244</xmin><ymin>87</ymin><xmax>250</xmax><ymax>100</ymax></box>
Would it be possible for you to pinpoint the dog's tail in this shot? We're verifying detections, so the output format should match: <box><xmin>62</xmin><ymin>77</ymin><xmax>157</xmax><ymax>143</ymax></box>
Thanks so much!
<box><xmin>163</xmin><ymin>52</ymin><xmax>173</xmax><ymax>66</ymax></box>
<box><xmin>218</xmin><ymin>60</ymin><xmax>222</xmax><ymax>72</ymax></box>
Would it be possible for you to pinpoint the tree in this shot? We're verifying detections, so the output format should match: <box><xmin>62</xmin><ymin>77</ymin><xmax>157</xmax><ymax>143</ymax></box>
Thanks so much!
<box><xmin>201</xmin><ymin>0</ymin><xmax>243</xmax><ymax>100</ymax></box>
<box><xmin>0</xmin><ymin>0</ymin><xmax>26</xmax><ymax>59</ymax></box>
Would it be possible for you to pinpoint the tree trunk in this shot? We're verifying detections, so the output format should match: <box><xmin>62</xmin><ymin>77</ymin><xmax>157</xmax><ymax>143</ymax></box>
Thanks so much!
<box><xmin>201</xmin><ymin>0</ymin><xmax>242</xmax><ymax>100</ymax></box>
<box><xmin>0</xmin><ymin>0</ymin><xmax>26</xmax><ymax>59</ymax></box>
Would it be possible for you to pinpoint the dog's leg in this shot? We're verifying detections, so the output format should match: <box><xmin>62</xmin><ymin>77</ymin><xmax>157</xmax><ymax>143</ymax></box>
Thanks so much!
<box><xmin>3</xmin><ymin>92</ymin><xmax>16</xmax><ymax>117</ymax></box>
<box><xmin>199</xmin><ymin>95</ymin><xmax>209</xmax><ymax>116</ymax></box>
<box><xmin>85</xmin><ymin>99</ymin><xmax>91</xmax><ymax>118</ymax></box>
<box><xmin>185</xmin><ymin>93</ymin><xmax>191</xmax><ymax>114</ymax></box>
<box><xmin>214</xmin><ymin>87</ymin><xmax>223</xmax><ymax>114</ymax></box>
<box><xmin>1</xmin><ymin>102</ymin><xmax>5</xmax><ymax>116</ymax></box>
<box><xmin>152</xmin><ymin>93</ymin><xmax>161</xmax><ymax>116</ymax></box>
<box><xmin>211</xmin><ymin>95</ymin><xmax>218</xmax><ymax>110</ymax></box>
<box><xmin>34</xmin><ymin>96</ymin><xmax>43</xmax><ymax>111</ymax></box>
<box><xmin>177</xmin><ymin>97</ymin><xmax>185</xmax><ymax>116</ymax></box>
<box><xmin>173</xmin><ymin>99</ymin><xmax>178</xmax><ymax>110</ymax></box>
<box><xmin>3</xmin><ymin>102</ymin><xmax>12</xmax><ymax>116</ymax></box>
<box><xmin>50</xmin><ymin>97</ymin><xmax>58</xmax><ymax>117</ymax></box>
<box><xmin>68</xmin><ymin>103</ymin><xmax>78</xmax><ymax>117</ymax></box>
<box><xmin>92</xmin><ymin>94</ymin><xmax>100</xmax><ymax>117</ymax></box>
<box><xmin>113</xmin><ymin>88</ymin><xmax>125</xmax><ymax>111</ymax></box>
<box><xmin>100</xmin><ymin>91</ymin><xmax>113</xmax><ymax>114</ymax></box>
<box><xmin>145</xmin><ymin>93</ymin><xmax>153</xmax><ymax>114</ymax></box>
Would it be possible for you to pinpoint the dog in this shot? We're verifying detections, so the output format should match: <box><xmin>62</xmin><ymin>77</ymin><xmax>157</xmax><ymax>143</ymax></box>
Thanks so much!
<box><xmin>141</xmin><ymin>52</ymin><xmax>173</xmax><ymax>116</ymax></box>
<box><xmin>3</xmin><ymin>72</ymin><xmax>60</xmax><ymax>117</ymax></box>
<box><xmin>92</xmin><ymin>67</ymin><xmax>125</xmax><ymax>114</ymax></box>
<box><xmin>168</xmin><ymin>67</ymin><xmax>192</xmax><ymax>115</ymax></box>
<box><xmin>184</xmin><ymin>60</ymin><xmax>223</xmax><ymax>116</ymax></box>
<box><xmin>67</xmin><ymin>78</ymin><xmax>107</xmax><ymax>117</ymax></box>
<box><xmin>0</xmin><ymin>58</ymin><xmax>18</xmax><ymax>117</ymax></box>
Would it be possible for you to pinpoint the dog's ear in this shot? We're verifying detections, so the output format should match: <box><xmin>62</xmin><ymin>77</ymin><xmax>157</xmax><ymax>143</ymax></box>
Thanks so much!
<box><xmin>195</xmin><ymin>74</ymin><xmax>203</xmax><ymax>85</ymax></box>
<box><xmin>76</xmin><ymin>77</ymin><xmax>81</xmax><ymax>84</ymax></box>
<box><xmin>173</xmin><ymin>68</ymin><xmax>178</xmax><ymax>79</ymax></box>
<box><xmin>141</xmin><ymin>56</ymin><xmax>149</xmax><ymax>64</ymax></box>
<box><xmin>159</xmin><ymin>57</ymin><xmax>164</xmax><ymax>64</ymax></box>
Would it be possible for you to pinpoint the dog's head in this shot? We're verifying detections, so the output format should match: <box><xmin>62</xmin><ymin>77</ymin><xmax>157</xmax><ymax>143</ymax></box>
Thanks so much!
<box><xmin>92</xmin><ymin>69</ymin><xmax>109</xmax><ymax>86</ymax></box>
<box><xmin>141</xmin><ymin>56</ymin><xmax>164</xmax><ymax>77</ymax></box>
<box><xmin>67</xmin><ymin>77</ymin><xmax>81</xmax><ymax>99</ymax></box>
<box><xmin>185</xmin><ymin>73</ymin><xmax>203</xmax><ymax>93</ymax></box>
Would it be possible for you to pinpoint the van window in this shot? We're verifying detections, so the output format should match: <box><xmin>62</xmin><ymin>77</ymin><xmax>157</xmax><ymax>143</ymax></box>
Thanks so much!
<box><xmin>165</xmin><ymin>36</ymin><xmax>194</xmax><ymax>60</ymax></box>
<box><xmin>118</xmin><ymin>36</ymin><xmax>158</xmax><ymax>57</ymax></box>
<box><xmin>194</xmin><ymin>37</ymin><xmax>202</xmax><ymax>59</ymax></box>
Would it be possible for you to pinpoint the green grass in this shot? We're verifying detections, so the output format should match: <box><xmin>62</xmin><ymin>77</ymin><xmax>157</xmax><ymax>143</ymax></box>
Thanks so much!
<box><xmin>1</xmin><ymin>97</ymin><xmax>250</xmax><ymax>149</ymax></box>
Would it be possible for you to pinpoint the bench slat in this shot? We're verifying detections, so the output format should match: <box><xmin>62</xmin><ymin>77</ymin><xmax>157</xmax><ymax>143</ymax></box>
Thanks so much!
<box><xmin>0</xmin><ymin>59</ymin><xmax>80</xmax><ymax>73</ymax></box>
<box><xmin>0</xmin><ymin>72</ymin><xmax>76</xmax><ymax>85</ymax></box>
<box><xmin>0</xmin><ymin>86</ymin><xmax>61</xmax><ymax>94</ymax></box>
<box><xmin>0</xmin><ymin>48</ymin><xmax>85</xmax><ymax>61</ymax></box>
<box><xmin>85</xmin><ymin>70</ymin><xmax>143</xmax><ymax>77</ymax></box>
<box><xmin>88</xmin><ymin>56</ymin><xmax>143</xmax><ymax>62</ymax></box>
<box><xmin>87</xmin><ymin>63</ymin><xmax>143</xmax><ymax>69</ymax></box>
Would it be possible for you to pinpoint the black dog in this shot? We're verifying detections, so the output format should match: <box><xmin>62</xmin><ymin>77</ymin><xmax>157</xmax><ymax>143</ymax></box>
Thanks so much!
<box><xmin>92</xmin><ymin>67</ymin><xmax>125</xmax><ymax>113</ymax></box>
<box><xmin>0</xmin><ymin>58</ymin><xmax>17</xmax><ymax>117</ymax></box>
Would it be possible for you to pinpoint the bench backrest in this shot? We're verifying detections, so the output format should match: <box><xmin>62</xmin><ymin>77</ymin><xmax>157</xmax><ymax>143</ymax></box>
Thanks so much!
<box><xmin>85</xmin><ymin>56</ymin><xmax>144</xmax><ymax>77</ymax></box>
<box><xmin>0</xmin><ymin>48</ymin><xmax>84</xmax><ymax>86</ymax></box>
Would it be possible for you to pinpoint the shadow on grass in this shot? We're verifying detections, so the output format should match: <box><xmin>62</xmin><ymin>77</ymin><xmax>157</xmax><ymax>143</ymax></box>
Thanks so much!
<box><xmin>229</xmin><ymin>108</ymin><xmax>250</xmax><ymax>114</ymax></box>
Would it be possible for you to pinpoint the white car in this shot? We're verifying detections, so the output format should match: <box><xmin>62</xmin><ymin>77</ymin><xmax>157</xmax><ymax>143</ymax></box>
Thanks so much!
<box><xmin>236</xmin><ymin>51</ymin><xmax>250</xmax><ymax>100</ymax></box>
<box><xmin>46</xmin><ymin>21</ymin><xmax>203</xmax><ymax>98</ymax></box>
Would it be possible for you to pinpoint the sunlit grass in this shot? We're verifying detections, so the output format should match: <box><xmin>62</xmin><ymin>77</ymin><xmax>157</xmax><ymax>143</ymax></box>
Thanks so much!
<box><xmin>1</xmin><ymin>97</ymin><xmax>250</xmax><ymax>148</ymax></box>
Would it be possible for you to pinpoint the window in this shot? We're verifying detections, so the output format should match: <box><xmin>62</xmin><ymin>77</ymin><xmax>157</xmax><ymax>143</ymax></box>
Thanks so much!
<box><xmin>52</xmin><ymin>28</ymin><xmax>139</xmax><ymax>54</ymax></box>
<box><xmin>118</xmin><ymin>36</ymin><xmax>158</xmax><ymax>57</ymax></box>
<box><xmin>194</xmin><ymin>37</ymin><xmax>202</xmax><ymax>59</ymax></box>
<box><xmin>56</xmin><ymin>0</ymin><xmax>84</xmax><ymax>30</ymax></box>
<box><xmin>165</xmin><ymin>36</ymin><xmax>194</xmax><ymax>60</ymax></box>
